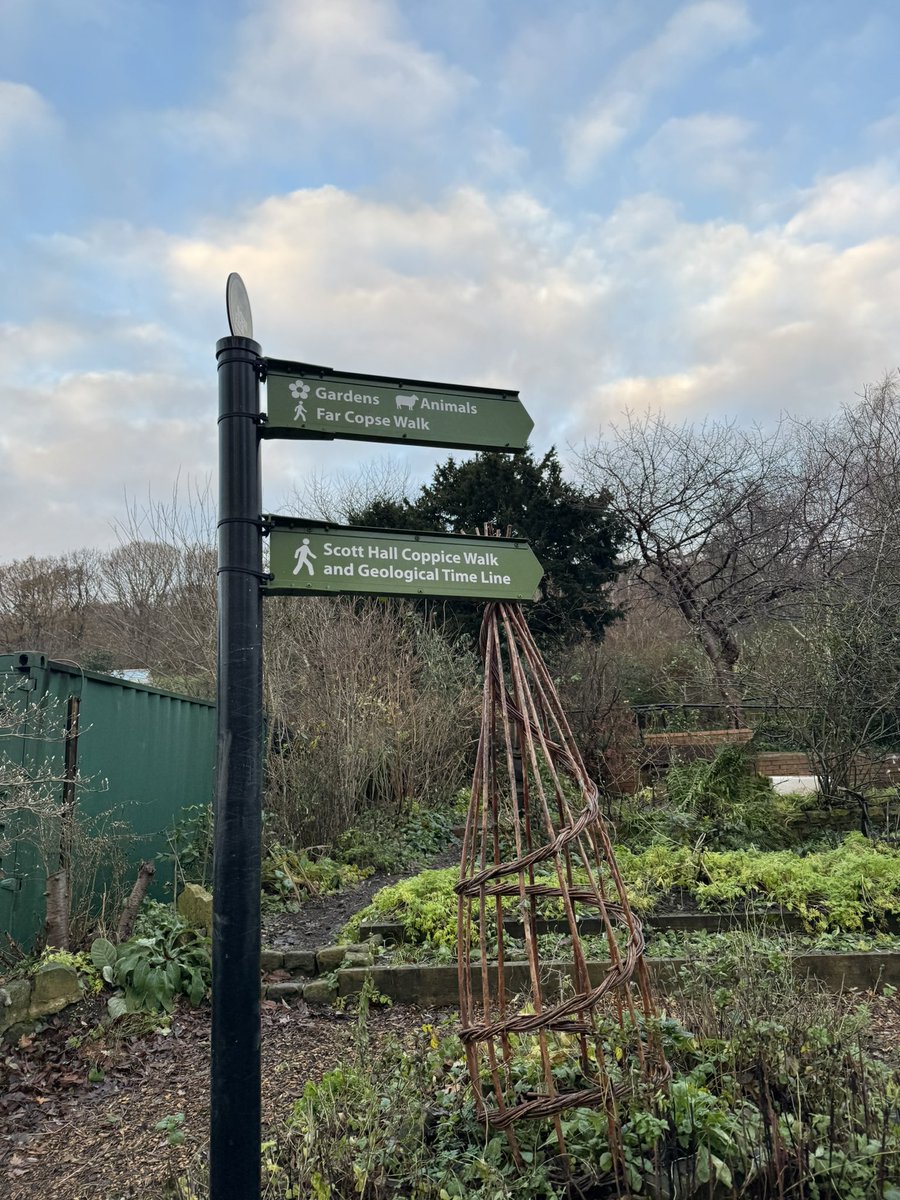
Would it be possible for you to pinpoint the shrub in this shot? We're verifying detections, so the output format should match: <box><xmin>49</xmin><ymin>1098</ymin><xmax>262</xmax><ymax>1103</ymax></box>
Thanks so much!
<box><xmin>91</xmin><ymin>902</ymin><xmax>211</xmax><ymax>1016</ymax></box>
<box><xmin>173</xmin><ymin>969</ymin><xmax>900</xmax><ymax>1199</ymax></box>
<box><xmin>264</xmin><ymin>599</ymin><xmax>480</xmax><ymax>846</ymax></box>
<box><xmin>615</xmin><ymin>745</ymin><xmax>812</xmax><ymax>851</ymax></box>
<box><xmin>346</xmin><ymin>835</ymin><xmax>900</xmax><ymax>944</ymax></box>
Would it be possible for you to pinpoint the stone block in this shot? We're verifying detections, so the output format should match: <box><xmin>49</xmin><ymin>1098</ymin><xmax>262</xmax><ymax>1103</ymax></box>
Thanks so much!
<box><xmin>283</xmin><ymin>950</ymin><xmax>317</xmax><ymax>975</ymax></box>
<box><xmin>29</xmin><ymin>964</ymin><xmax>82</xmax><ymax>1020</ymax></box>
<box><xmin>260</xmin><ymin>949</ymin><xmax>284</xmax><ymax>972</ymax></box>
<box><xmin>343</xmin><ymin>950</ymin><xmax>374</xmax><ymax>969</ymax></box>
<box><xmin>303</xmin><ymin>979</ymin><xmax>337</xmax><ymax>1005</ymax></box>
<box><xmin>315</xmin><ymin>944</ymin><xmax>348</xmax><ymax>972</ymax></box>
<box><xmin>177</xmin><ymin>882</ymin><xmax>213</xmax><ymax>930</ymax></box>
<box><xmin>266</xmin><ymin>981</ymin><xmax>304</xmax><ymax>1000</ymax></box>
<box><xmin>0</xmin><ymin>978</ymin><xmax>33</xmax><ymax>1034</ymax></box>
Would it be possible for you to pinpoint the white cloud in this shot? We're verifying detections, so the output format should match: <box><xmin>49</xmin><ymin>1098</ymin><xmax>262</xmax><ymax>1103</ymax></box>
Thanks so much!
<box><xmin>0</xmin><ymin>81</ymin><xmax>57</xmax><ymax>153</ymax></box>
<box><xmin>785</xmin><ymin>162</ymin><xmax>900</xmax><ymax>242</ymax></box>
<box><xmin>4</xmin><ymin>161</ymin><xmax>900</xmax><ymax>555</ymax></box>
<box><xmin>636</xmin><ymin>113</ymin><xmax>761</xmax><ymax>193</ymax></box>
<box><xmin>171</xmin><ymin>0</ymin><xmax>471</xmax><ymax>157</ymax></box>
<box><xmin>564</xmin><ymin>0</ymin><xmax>756</xmax><ymax>178</ymax></box>
<box><xmin>0</xmin><ymin>368</ymin><xmax>211</xmax><ymax>558</ymax></box>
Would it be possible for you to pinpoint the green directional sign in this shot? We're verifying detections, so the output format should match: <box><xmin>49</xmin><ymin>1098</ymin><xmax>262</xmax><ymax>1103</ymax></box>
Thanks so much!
<box><xmin>263</xmin><ymin>359</ymin><xmax>532</xmax><ymax>452</ymax></box>
<box><xmin>265</xmin><ymin>519</ymin><xmax>544</xmax><ymax>602</ymax></box>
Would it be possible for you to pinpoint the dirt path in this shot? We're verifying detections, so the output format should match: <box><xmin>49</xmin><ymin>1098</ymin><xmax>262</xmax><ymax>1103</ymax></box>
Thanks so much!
<box><xmin>0</xmin><ymin>998</ymin><xmax>453</xmax><ymax>1200</ymax></box>
<box><xmin>1</xmin><ymin>853</ymin><xmax>459</xmax><ymax>1200</ymax></box>
<box><xmin>261</xmin><ymin>847</ymin><xmax>457</xmax><ymax>952</ymax></box>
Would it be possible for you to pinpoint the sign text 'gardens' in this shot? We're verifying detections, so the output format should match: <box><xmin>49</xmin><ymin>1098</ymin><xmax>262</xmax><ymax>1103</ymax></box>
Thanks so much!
<box><xmin>263</xmin><ymin>361</ymin><xmax>532</xmax><ymax>452</ymax></box>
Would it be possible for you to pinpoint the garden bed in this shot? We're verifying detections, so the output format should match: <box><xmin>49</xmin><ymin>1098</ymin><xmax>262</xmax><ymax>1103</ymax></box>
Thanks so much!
<box><xmin>358</xmin><ymin>905</ymin><xmax>811</xmax><ymax>943</ymax></box>
<box><xmin>335</xmin><ymin>949</ymin><xmax>900</xmax><ymax>1005</ymax></box>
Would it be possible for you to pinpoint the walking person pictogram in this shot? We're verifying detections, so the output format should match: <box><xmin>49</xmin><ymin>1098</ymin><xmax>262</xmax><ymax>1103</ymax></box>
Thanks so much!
<box><xmin>289</xmin><ymin>379</ymin><xmax>310</xmax><ymax>422</ymax></box>
<box><xmin>292</xmin><ymin>538</ymin><xmax>317</xmax><ymax>576</ymax></box>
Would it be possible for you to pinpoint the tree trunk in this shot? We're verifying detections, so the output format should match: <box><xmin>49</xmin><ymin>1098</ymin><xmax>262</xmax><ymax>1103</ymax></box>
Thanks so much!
<box><xmin>696</xmin><ymin>625</ymin><xmax>745</xmax><ymax>728</ymax></box>
<box><xmin>116</xmin><ymin>860</ymin><xmax>156</xmax><ymax>942</ymax></box>
<box><xmin>44</xmin><ymin>870</ymin><xmax>69</xmax><ymax>949</ymax></box>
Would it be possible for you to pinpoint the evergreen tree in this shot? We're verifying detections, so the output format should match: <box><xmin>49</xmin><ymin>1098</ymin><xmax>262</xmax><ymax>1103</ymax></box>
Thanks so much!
<box><xmin>352</xmin><ymin>448</ymin><xmax>624</xmax><ymax>647</ymax></box>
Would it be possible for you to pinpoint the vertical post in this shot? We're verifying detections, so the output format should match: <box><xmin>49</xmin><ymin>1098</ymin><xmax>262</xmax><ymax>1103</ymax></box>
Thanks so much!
<box><xmin>212</xmin><ymin>334</ymin><xmax>263</xmax><ymax>1200</ymax></box>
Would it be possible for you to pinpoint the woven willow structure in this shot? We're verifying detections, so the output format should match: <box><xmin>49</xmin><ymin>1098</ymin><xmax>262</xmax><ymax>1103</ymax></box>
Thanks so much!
<box><xmin>456</xmin><ymin>601</ymin><xmax>669</xmax><ymax>1167</ymax></box>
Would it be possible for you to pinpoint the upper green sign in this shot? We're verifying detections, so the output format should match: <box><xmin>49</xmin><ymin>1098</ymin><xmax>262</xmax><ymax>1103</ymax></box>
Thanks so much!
<box><xmin>265</xmin><ymin>519</ymin><xmax>544</xmax><ymax>602</ymax></box>
<box><xmin>263</xmin><ymin>359</ymin><xmax>532</xmax><ymax>452</ymax></box>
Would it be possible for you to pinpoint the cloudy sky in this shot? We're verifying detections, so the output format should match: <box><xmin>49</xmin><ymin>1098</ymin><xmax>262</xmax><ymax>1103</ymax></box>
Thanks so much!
<box><xmin>2</xmin><ymin>0</ymin><xmax>898</xmax><ymax>558</ymax></box>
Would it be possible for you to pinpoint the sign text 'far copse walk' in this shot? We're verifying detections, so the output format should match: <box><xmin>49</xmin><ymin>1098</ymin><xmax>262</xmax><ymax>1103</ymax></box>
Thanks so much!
<box><xmin>265</xmin><ymin>519</ymin><xmax>544</xmax><ymax>603</ymax></box>
<box><xmin>263</xmin><ymin>359</ymin><xmax>533</xmax><ymax>452</ymax></box>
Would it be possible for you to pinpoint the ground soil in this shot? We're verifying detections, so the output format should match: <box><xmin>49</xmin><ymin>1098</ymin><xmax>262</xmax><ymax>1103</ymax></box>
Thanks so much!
<box><xmin>1</xmin><ymin>853</ymin><xmax>458</xmax><ymax>1200</ymax></box>
<box><xmin>6</xmin><ymin>850</ymin><xmax>900</xmax><ymax>1200</ymax></box>
<box><xmin>0</xmin><ymin>994</ymin><xmax>454</xmax><ymax>1200</ymax></box>
<box><xmin>261</xmin><ymin>868</ymin><xmax>404</xmax><ymax>951</ymax></box>
<box><xmin>5</xmin><ymin>986</ymin><xmax>900</xmax><ymax>1200</ymax></box>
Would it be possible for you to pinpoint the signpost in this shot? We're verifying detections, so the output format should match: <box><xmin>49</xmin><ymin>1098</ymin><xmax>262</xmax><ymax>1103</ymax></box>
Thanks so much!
<box><xmin>213</xmin><ymin>315</ymin><xmax>263</xmax><ymax>1200</ymax></box>
<box><xmin>264</xmin><ymin>359</ymin><xmax>533</xmax><ymax>451</ymax></box>
<box><xmin>265</xmin><ymin>519</ymin><xmax>544</xmax><ymax>602</ymax></box>
<box><xmin>212</xmin><ymin>275</ymin><xmax>541</xmax><ymax>1200</ymax></box>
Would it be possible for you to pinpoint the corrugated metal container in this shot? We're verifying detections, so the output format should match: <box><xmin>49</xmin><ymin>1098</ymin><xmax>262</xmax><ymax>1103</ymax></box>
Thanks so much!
<box><xmin>0</xmin><ymin>651</ymin><xmax>215</xmax><ymax>950</ymax></box>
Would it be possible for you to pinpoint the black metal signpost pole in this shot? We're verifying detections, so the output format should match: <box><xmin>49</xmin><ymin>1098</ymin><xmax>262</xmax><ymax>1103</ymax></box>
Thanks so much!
<box><xmin>212</xmin><ymin>332</ymin><xmax>264</xmax><ymax>1200</ymax></box>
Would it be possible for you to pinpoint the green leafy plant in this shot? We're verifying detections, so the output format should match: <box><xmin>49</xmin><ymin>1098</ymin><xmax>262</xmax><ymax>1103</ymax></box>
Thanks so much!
<box><xmin>172</xmin><ymin>968</ymin><xmax>900</xmax><ymax>1199</ymax></box>
<box><xmin>336</xmin><ymin>799</ymin><xmax>463</xmax><ymax>875</ymax></box>
<box><xmin>91</xmin><ymin>905</ymin><xmax>211</xmax><ymax>1016</ymax></box>
<box><xmin>28</xmin><ymin>946</ymin><xmax>102</xmax><ymax>995</ymax></box>
<box><xmin>346</xmin><ymin>834</ymin><xmax>900</xmax><ymax>953</ymax></box>
<box><xmin>160</xmin><ymin>803</ymin><xmax>213</xmax><ymax>893</ymax></box>
<box><xmin>156</xmin><ymin>1112</ymin><xmax>186</xmax><ymax>1147</ymax></box>
<box><xmin>616</xmin><ymin>745</ymin><xmax>813</xmax><ymax>851</ymax></box>
<box><xmin>261</xmin><ymin>841</ymin><xmax>370</xmax><ymax>910</ymax></box>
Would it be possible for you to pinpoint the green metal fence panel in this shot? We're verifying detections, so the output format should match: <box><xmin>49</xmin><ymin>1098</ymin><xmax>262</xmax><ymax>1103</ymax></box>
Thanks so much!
<box><xmin>0</xmin><ymin>651</ymin><xmax>216</xmax><ymax>951</ymax></box>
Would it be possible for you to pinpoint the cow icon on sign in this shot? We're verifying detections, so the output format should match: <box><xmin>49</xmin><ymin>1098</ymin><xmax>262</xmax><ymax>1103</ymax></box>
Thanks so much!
<box><xmin>395</xmin><ymin>394</ymin><xmax>418</xmax><ymax>411</ymax></box>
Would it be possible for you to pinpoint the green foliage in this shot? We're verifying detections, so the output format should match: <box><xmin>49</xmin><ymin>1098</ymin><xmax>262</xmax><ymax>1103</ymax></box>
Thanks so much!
<box><xmin>351</xmin><ymin>447</ymin><xmax>625</xmax><ymax>648</ymax></box>
<box><xmin>341</xmin><ymin>867</ymin><xmax>460</xmax><ymax>946</ymax></box>
<box><xmin>347</xmin><ymin>835</ymin><xmax>900</xmax><ymax>949</ymax></box>
<box><xmin>261</xmin><ymin>842</ymin><xmax>370</xmax><ymax>910</ymax></box>
<box><xmin>92</xmin><ymin>902</ymin><xmax>211</xmax><ymax>1016</ymax></box>
<box><xmin>336</xmin><ymin>800</ymin><xmax>464</xmax><ymax>875</ymax></box>
<box><xmin>616</xmin><ymin>746</ymin><xmax>813</xmax><ymax>851</ymax></box>
<box><xmin>29</xmin><ymin>946</ymin><xmax>102</xmax><ymax>995</ymax></box>
<box><xmin>177</xmin><ymin>979</ymin><xmax>900</xmax><ymax>1200</ymax></box>
<box><xmin>155</xmin><ymin>1112</ymin><xmax>186</xmax><ymax>1147</ymax></box>
<box><xmin>160</xmin><ymin>802</ymin><xmax>214</xmax><ymax>891</ymax></box>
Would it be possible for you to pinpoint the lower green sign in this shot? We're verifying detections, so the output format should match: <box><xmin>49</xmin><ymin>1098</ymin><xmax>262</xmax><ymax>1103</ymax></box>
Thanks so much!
<box><xmin>265</xmin><ymin>519</ymin><xmax>544</xmax><ymax>602</ymax></box>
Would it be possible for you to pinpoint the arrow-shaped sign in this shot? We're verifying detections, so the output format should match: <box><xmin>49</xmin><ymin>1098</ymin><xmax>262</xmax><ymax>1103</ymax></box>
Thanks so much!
<box><xmin>263</xmin><ymin>359</ymin><xmax>532</xmax><ymax>453</ymax></box>
<box><xmin>265</xmin><ymin>518</ymin><xmax>544</xmax><ymax>602</ymax></box>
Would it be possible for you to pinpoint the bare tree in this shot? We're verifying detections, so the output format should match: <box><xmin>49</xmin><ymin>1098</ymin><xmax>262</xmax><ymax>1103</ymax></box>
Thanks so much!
<box><xmin>285</xmin><ymin>457</ymin><xmax>412</xmax><ymax>524</ymax></box>
<box><xmin>0</xmin><ymin>549</ymin><xmax>102</xmax><ymax>658</ymax></box>
<box><xmin>747</xmin><ymin>374</ymin><xmax>900</xmax><ymax>822</ymax></box>
<box><xmin>579</xmin><ymin>412</ymin><xmax>860</xmax><ymax>724</ymax></box>
<box><xmin>102</xmin><ymin>482</ymin><xmax>217</xmax><ymax>690</ymax></box>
